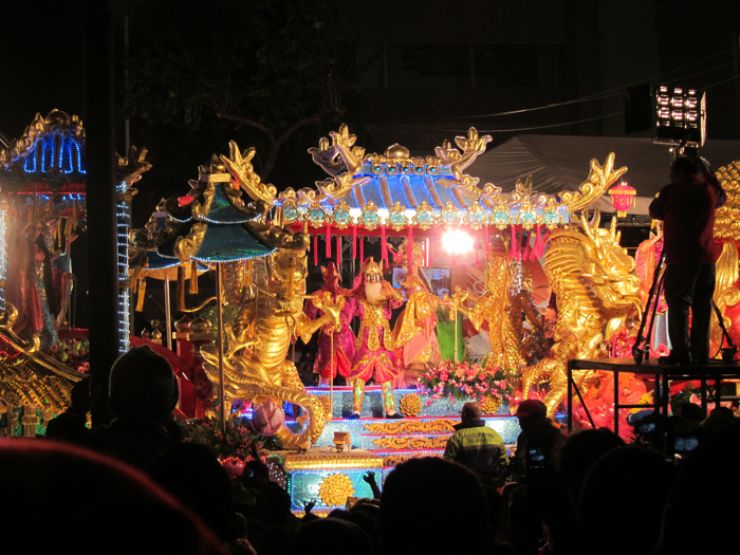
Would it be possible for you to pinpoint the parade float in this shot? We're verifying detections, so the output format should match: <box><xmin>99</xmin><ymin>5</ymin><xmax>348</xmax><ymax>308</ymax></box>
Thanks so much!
<box><xmin>0</xmin><ymin>109</ymin><xmax>155</xmax><ymax>433</ymax></box>
<box><xmin>127</xmin><ymin>124</ymin><xmax>659</xmax><ymax>511</ymax></box>
<box><xmin>3</xmin><ymin>112</ymin><xmax>740</xmax><ymax>512</ymax></box>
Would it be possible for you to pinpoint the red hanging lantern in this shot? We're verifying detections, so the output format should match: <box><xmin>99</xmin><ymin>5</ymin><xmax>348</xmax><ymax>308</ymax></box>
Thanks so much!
<box><xmin>608</xmin><ymin>181</ymin><xmax>637</xmax><ymax>217</ymax></box>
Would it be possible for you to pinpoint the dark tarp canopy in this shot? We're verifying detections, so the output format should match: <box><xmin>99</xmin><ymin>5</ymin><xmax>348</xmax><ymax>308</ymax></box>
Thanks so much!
<box><xmin>473</xmin><ymin>134</ymin><xmax>740</xmax><ymax>214</ymax></box>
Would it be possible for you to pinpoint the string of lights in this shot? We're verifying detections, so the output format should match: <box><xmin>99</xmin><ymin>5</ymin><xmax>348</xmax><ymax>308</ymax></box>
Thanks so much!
<box><xmin>0</xmin><ymin>202</ymin><xmax>7</xmax><ymax>311</ymax></box>
<box><xmin>116</xmin><ymin>182</ymin><xmax>131</xmax><ymax>353</ymax></box>
<box><xmin>21</xmin><ymin>133</ymin><xmax>86</xmax><ymax>175</ymax></box>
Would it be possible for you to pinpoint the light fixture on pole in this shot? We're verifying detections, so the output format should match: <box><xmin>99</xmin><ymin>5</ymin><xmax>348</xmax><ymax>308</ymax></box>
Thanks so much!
<box><xmin>653</xmin><ymin>85</ymin><xmax>706</xmax><ymax>148</ymax></box>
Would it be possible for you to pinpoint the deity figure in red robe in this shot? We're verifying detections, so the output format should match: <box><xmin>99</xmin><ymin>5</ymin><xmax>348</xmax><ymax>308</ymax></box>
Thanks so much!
<box><xmin>347</xmin><ymin>258</ymin><xmax>405</xmax><ymax>419</ymax></box>
<box><xmin>304</xmin><ymin>262</ymin><xmax>355</xmax><ymax>386</ymax></box>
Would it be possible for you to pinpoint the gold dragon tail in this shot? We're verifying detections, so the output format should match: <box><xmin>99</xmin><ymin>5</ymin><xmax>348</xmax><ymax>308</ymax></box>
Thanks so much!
<box><xmin>200</xmin><ymin>348</ymin><xmax>327</xmax><ymax>450</ymax></box>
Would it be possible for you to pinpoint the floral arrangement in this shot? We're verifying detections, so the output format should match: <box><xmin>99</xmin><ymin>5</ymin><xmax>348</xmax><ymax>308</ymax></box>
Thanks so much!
<box><xmin>181</xmin><ymin>417</ymin><xmax>264</xmax><ymax>459</ymax></box>
<box><xmin>48</xmin><ymin>338</ymin><xmax>90</xmax><ymax>372</ymax></box>
<box><xmin>418</xmin><ymin>360</ymin><xmax>514</xmax><ymax>406</ymax></box>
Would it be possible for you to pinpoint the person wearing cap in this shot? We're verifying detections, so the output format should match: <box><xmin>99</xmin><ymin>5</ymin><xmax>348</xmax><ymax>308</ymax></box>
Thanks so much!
<box><xmin>512</xmin><ymin>399</ymin><xmax>565</xmax><ymax>478</ymax></box>
<box><xmin>443</xmin><ymin>402</ymin><xmax>507</xmax><ymax>482</ymax></box>
<box><xmin>92</xmin><ymin>346</ymin><xmax>181</xmax><ymax>470</ymax></box>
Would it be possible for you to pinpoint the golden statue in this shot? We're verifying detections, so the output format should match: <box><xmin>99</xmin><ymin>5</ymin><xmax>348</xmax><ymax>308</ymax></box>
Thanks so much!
<box><xmin>184</xmin><ymin>142</ymin><xmax>348</xmax><ymax>450</ymax></box>
<box><xmin>455</xmin><ymin>250</ymin><xmax>525</xmax><ymax>373</ymax></box>
<box><xmin>521</xmin><ymin>214</ymin><xmax>642</xmax><ymax>415</ymax></box>
<box><xmin>201</xmin><ymin>239</ymin><xmax>345</xmax><ymax>450</ymax></box>
<box><xmin>391</xmin><ymin>241</ymin><xmax>441</xmax><ymax>377</ymax></box>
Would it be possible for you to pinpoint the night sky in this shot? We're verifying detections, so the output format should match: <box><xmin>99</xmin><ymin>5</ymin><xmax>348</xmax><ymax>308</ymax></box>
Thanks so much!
<box><xmin>1</xmin><ymin>0</ymin><xmax>739</xmax><ymax>224</ymax></box>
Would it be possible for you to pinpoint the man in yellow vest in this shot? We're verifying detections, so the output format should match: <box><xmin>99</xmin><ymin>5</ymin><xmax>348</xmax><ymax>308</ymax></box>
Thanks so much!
<box><xmin>444</xmin><ymin>402</ymin><xmax>508</xmax><ymax>483</ymax></box>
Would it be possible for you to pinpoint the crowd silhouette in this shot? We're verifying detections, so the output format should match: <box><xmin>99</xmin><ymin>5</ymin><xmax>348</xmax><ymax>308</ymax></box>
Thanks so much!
<box><xmin>2</xmin><ymin>346</ymin><xmax>739</xmax><ymax>554</ymax></box>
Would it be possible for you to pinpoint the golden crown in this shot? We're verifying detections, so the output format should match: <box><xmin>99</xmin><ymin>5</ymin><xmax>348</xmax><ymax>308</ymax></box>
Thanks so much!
<box><xmin>363</xmin><ymin>257</ymin><xmax>383</xmax><ymax>277</ymax></box>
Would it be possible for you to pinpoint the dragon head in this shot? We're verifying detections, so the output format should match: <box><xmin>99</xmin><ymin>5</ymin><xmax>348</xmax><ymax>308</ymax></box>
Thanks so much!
<box><xmin>578</xmin><ymin>212</ymin><xmax>642</xmax><ymax>328</ymax></box>
<box><xmin>271</xmin><ymin>248</ymin><xmax>309</xmax><ymax>314</ymax></box>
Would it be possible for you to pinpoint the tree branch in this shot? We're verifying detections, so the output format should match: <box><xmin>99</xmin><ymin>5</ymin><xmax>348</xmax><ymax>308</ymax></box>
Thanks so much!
<box><xmin>215</xmin><ymin>112</ymin><xmax>276</xmax><ymax>144</ymax></box>
<box><xmin>216</xmin><ymin>111</ymin><xmax>324</xmax><ymax>179</ymax></box>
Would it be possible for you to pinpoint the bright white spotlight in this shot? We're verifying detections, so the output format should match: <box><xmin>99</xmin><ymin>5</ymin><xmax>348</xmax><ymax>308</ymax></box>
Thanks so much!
<box><xmin>441</xmin><ymin>228</ymin><xmax>474</xmax><ymax>256</ymax></box>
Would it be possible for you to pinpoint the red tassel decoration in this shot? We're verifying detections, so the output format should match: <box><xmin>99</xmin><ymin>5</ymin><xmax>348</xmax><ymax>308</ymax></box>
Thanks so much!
<box><xmin>425</xmin><ymin>238</ymin><xmax>431</xmax><ymax>267</ymax></box>
<box><xmin>336</xmin><ymin>235</ymin><xmax>342</xmax><ymax>266</ymax></box>
<box><xmin>325</xmin><ymin>225</ymin><xmax>332</xmax><ymax>258</ymax></box>
<box><xmin>352</xmin><ymin>225</ymin><xmax>357</xmax><ymax>260</ymax></box>
<box><xmin>534</xmin><ymin>225</ymin><xmax>543</xmax><ymax>259</ymax></box>
<box><xmin>406</xmin><ymin>226</ymin><xmax>414</xmax><ymax>270</ymax></box>
<box><xmin>483</xmin><ymin>225</ymin><xmax>490</xmax><ymax>258</ymax></box>
<box><xmin>522</xmin><ymin>231</ymin><xmax>531</xmax><ymax>261</ymax></box>
<box><xmin>510</xmin><ymin>226</ymin><xmax>517</xmax><ymax>259</ymax></box>
<box><xmin>313</xmin><ymin>233</ymin><xmax>319</xmax><ymax>266</ymax></box>
<box><xmin>359</xmin><ymin>235</ymin><xmax>364</xmax><ymax>262</ymax></box>
<box><xmin>380</xmin><ymin>225</ymin><xmax>388</xmax><ymax>267</ymax></box>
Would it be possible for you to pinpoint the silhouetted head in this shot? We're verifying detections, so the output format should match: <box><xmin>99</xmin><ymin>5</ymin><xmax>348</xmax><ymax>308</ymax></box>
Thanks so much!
<box><xmin>150</xmin><ymin>443</ymin><xmax>234</xmax><ymax>542</ymax></box>
<box><xmin>700</xmin><ymin>406</ymin><xmax>737</xmax><ymax>436</ymax></box>
<box><xmin>461</xmin><ymin>402</ymin><xmax>482</xmax><ymax>424</ymax></box>
<box><xmin>670</xmin><ymin>156</ymin><xmax>701</xmax><ymax>181</ymax></box>
<box><xmin>678</xmin><ymin>401</ymin><xmax>704</xmax><ymax>422</ymax></box>
<box><xmin>70</xmin><ymin>377</ymin><xmax>92</xmax><ymax>414</ymax></box>
<box><xmin>579</xmin><ymin>446</ymin><xmax>674</xmax><ymax>555</ymax></box>
<box><xmin>559</xmin><ymin>428</ymin><xmax>624</xmax><ymax>500</ymax></box>
<box><xmin>255</xmin><ymin>481</ymin><xmax>292</xmax><ymax>523</ymax></box>
<box><xmin>515</xmin><ymin>399</ymin><xmax>547</xmax><ymax>431</ymax></box>
<box><xmin>289</xmin><ymin>517</ymin><xmax>372</xmax><ymax>555</ymax></box>
<box><xmin>0</xmin><ymin>440</ymin><xmax>224</xmax><ymax>554</ymax></box>
<box><xmin>108</xmin><ymin>346</ymin><xmax>178</xmax><ymax>420</ymax></box>
<box><xmin>655</xmin><ymin>421</ymin><xmax>740</xmax><ymax>554</ymax></box>
<box><xmin>381</xmin><ymin>457</ymin><xmax>489</xmax><ymax>555</ymax></box>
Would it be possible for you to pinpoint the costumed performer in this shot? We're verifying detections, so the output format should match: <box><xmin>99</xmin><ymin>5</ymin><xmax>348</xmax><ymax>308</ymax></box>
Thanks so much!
<box><xmin>304</xmin><ymin>261</ymin><xmax>355</xmax><ymax>386</ymax></box>
<box><xmin>348</xmin><ymin>257</ymin><xmax>405</xmax><ymax>419</ymax></box>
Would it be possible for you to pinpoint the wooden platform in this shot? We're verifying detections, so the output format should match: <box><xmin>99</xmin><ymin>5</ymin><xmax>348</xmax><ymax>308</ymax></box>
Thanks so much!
<box><xmin>567</xmin><ymin>358</ymin><xmax>740</xmax><ymax>434</ymax></box>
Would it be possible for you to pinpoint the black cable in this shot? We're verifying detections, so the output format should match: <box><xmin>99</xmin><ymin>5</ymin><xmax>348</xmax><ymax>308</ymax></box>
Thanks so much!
<box><xmin>410</xmin><ymin>50</ymin><xmax>734</xmax><ymax>121</ymax></box>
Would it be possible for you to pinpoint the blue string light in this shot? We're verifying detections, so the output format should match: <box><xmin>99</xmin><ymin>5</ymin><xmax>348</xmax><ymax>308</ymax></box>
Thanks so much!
<box><xmin>115</xmin><ymin>186</ymin><xmax>132</xmax><ymax>353</ymax></box>
<box><xmin>18</xmin><ymin>133</ymin><xmax>87</xmax><ymax>175</ymax></box>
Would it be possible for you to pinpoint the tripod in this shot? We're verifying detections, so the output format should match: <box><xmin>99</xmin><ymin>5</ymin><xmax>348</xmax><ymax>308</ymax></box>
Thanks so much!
<box><xmin>712</xmin><ymin>301</ymin><xmax>738</xmax><ymax>362</ymax></box>
<box><xmin>632</xmin><ymin>250</ymin><xmax>666</xmax><ymax>364</ymax></box>
<box><xmin>632</xmin><ymin>249</ymin><xmax>738</xmax><ymax>364</ymax></box>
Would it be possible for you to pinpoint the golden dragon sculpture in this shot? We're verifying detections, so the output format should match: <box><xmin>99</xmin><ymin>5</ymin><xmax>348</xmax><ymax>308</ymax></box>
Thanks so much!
<box><xmin>200</xmin><ymin>241</ymin><xmax>344</xmax><ymax>450</ymax></box>
<box><xmin>521</xmin><ymin>214</ymin><xmax>643</xmax><ymax>415</ymax></box>
<box><xmin>197</xmin><ymin>142</ymin><xmax>345</xmax><ymax>450</ymax></box>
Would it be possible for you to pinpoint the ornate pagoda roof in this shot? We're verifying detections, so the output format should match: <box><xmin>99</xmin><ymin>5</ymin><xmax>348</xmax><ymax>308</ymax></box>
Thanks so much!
<box><xmin>133</xmin><ymin>156</ymin><xmax>283</xmax><ymax>264</ymax></box>
<box><xmin>0</xmin><ymin>109</ymin><xmax>86</xmax><ymax>187</ymax></box>
<box><xmin>0</xmin><ymin>109</ymin><xmax>150</xmax><ymax>200</ymax></box>
<box><xmin>258</xmin><ymin>125</ymin><xmax>627</xmax><ymax>231</ymax></box>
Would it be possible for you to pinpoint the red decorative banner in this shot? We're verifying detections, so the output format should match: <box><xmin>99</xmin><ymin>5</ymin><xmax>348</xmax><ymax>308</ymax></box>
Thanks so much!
<box><xmin>352</xmin><ymin>224</ymin><xmax>357</xmax><ymax>260</ymax></box>
<box><xmin>325</xmin><ymin>225</ymin><xmax>332</xmax><ymax>258</ymax></box>
<box><xmin>406</xmin><ymin>226</ymin><xmax>413</xmax><ymax>270</ymax></box>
